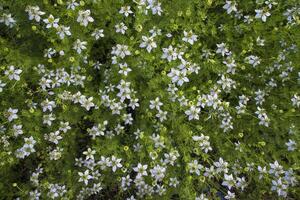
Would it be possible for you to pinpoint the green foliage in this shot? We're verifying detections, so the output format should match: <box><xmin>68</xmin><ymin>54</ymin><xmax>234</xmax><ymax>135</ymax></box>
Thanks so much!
<box><xmin>0</xmin><ymin>0</ymin><xmax>299</xmax><ymax>199</ymax></box>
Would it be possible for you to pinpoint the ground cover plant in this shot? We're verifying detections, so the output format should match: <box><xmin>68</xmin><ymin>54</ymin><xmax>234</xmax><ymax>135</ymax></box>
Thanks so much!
<box><xmin>0</xmin><ymin>0</ymin><xmax>299</xmax><ymax>199</ymax></box>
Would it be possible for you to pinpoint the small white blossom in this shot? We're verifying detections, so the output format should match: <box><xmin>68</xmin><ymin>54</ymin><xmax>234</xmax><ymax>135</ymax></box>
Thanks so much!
<box><xmin>92</xmin><ymin>29</ymin><xmax>104</xmax><ymax>40</ymax></box>
<box><xmin>119</xmin><ymin>6</ymin><xmax>133</xmax><ymax>17</ymax></box>
<box><xmin>216</xmin><ymin>43</ymin><xmax>230</xmax><ymax>57</ymax></box>
<box><xmin>118</xmin><ymin>63</ymin><xmax>132</xmax><ymax>76</ymax></box>
<box><xmin>43</xmin><ymin>15</ymin><xmax>59</xmax><ymax>29</ymax></box>
<box><xmin>285</xmin><ymin>139</ymin><xmax>296</xmax><ymax>151</ymax></box>
<box><xmin>73</xmin><ymin>39</ymin><xmax>87</xmax><ymax>54</ymax></box>
<box><xmin>255</xmin><ymin>9</ymin><xmax>271</xmax><ymax>22</ymax></box>
<box><xmin>7</xmin><ymin>108</ymin><xmax>18</xmax><ymax>122</ymax></box>
<box><xmin>78</xmin><ymin>170</ymin><xmax>93</xmax><ymax>185</ymax></box>
<box><xmin>223</xmin><ymin>1</ymin><xmax>237</xmax><ymax>14</ymax></box>
<box><xmin>25</xmin><ymin>6</ymin><xmax>45</xmax><ymax>22</ymax></box>
<box><xmin>108</xmin><ymin>156</ymin><xmax>122</xmax><ymax>172</ymax></box>
<box><xmin>149</xmin><ymin>97</ymin><xmax>163</xmax><ymax>110</ymax></box>
<box><xmin>188</xmin><ymin>160</ymin><xmax>203</xmax><ymax>175</ymax></box>
<box><xmin>56</xmin><ymin>25</ymin><xmax>71</xmax><ymax>39</ymax></box>
<box><xmin>83</xmin><ymin>148</ymin><xmax>96</xmax><ymax>160</ymax></box>
<box><xmin>185</xmin><ymin>105</ymin><xmax>200</xmax><ymax>120</ymax></box>
<box><xmin>115</xmin><ymin>22</ymin><xmax>128</xmax><ymax>34</ymax></box>
<box><xmin>140</xmin><ymin>36</ymin><xmax>157</xmax><ymax>53</ymax></box>
<box><xmin>0</xmin><ymin>13</ymin><xmax>16</xmax><ymax>28</ymax></box>
<box><xmin>182</xmin><ymin>30</ymin><xmax>197</xmax><ymax>45</ymax></box>
<box><xmin>0</xmin><ymin>80</ymin><xmax>6</xmax><ymax>92</ymax></box>
<box><xmin>133</xmin><ymin>163</ymin><xmax>148</xmax><ymax>177</ymax></box>
<box><xmin>77</xmin><ymin>10</ymin><xmax>94</xmax><ymax>27</ymax></box>
<box><xmin>67</xmin><ymin>0</ymin><xmax>79</xmax><ymax>10</ymax></box>
<box><xmin>4</xmin><ymin>66</ymin><xmax>22</xmax><ymax>81</ymax></box>
<box><xmin>291</xmin><ymin>94</ymin><xmax>300</xmax><ymax>107</ymax></box>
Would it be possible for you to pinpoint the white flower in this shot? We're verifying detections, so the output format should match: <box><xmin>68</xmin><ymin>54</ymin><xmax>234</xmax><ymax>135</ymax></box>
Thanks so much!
<box><xmin>185</xmin><ymin>105</ymin><xmax>200</xmax><ymax>120</ymax></box>
<box><xmin>83</xmin><ymin>148</ymin><xmax>96</xmax><ymax>160</ymax></box>
<box><xmin>92</xmin><ymin>29</ymin><xmax>104</xmax><ymax>40</ymax></box>
<box><xmin>47</xmin><ymin>131</ymin><xmax>62</xmax><ymax>144</ymax></box>
<box><xmin>119</xmin><ymin>6</ymin><xmax>133</xmax><ymax>17</ymax></box>
<box><xmin>188</xmin><ymin>160</ymin><xmax>203</xmax><ymax>175</ymax></box>
<box><xmin>156</xmin><ymin>110</ymin><xmax>167</xmax><ymax>122</ymax></box>
<box><xmin>44</xmin><ymin>48</ymin><xmax>56</xmax><ymax>58</ymax></box>
<box><xmin>258</xmin><ymin>165</ymin><xmax>267</xmax><ymax>179</ymax></box>
<box><xmin>217</xmin><ymin>75</ymin><xmax>236</xmax><ymax>92</ymax></box>
<box><xmin>271</xmin><ymin>178</ymin><xmax>288</xmax><ymax>197</ymax></box>
<box><xmin>25</xmin><ymin>6</ymin><xmax>45</xmax><ymax>22</ymax></box>
<box><xmin>0</xmin><ymin>80</ymin><xmax>6</xmax><ymax>92</ymax></box>
<box><xmin>223</xmin><ymin>1</ymin><xmax>237</xmax><ymax>14</ymax></box>
<box><xmin>140</xmin><ymin>36</ymin><xmax>157</xmax><ymax>53</ymax></box>
<box><xmin>222</xmin><ymin>174</ymin><xmax>235</xmax><ymax>189</ymax></box>
<box><xmin>59</xmin><ymin>122</ymin><xmax>71</xmax><ymax>133</ymax></box>
<box><xmin>161</xmin><ymin>45</ymin><xmax>178</xmax><ymax>62</ymax></box>
<box><xmin>108</xmin><ymin>156</ymin><xmax>122</xmax><ymax>172</ymax></box>
<box><xmin>265</xmin><ymin>0</ymin><xmax>278</xmax><ymax>9</ymax></box>
<box><xmin>285</xmin><ymin>139</ymin><xmax>296</xmax><ymax>151</ymax></box>
<box><xmin>79</xmin><ymin>96</ymin><xmax>95</xmax><ymax>111</ymax></box>
<box><xmin>67</xmin><ymin>0</ymin><xmax>79</xmax><ymax>10</ymax></box>
<box><xmin>167</xmin><ymin>68</ymin><xmax>189</xmax><ymax>86</ymax></box>
<box><xmin>255</xmin><ymin>107</ymin><xmax>270</xmax><ymax>127</ymax></box>
<box><xmin>129</xmin><ymin>98</ymin><xmax>139</xmax><ymax>110</ymax></box>
<box><xmin>39</xmin><ymin>77</ymin><xmax>52</xmax><ymax>90</ymax></box>
<box><xmin>192</xmin><ymin>134</ymin><xmax>212</xmax><ymax>153</ymax></box>
<box><xmin>216</xmin><ymin>43</ymin><xmax>229</xmax><ymax>57</ymax></box>
<box><xmin>118</xmin><ymin>63</ymin><xmax>132</xmax><ymax>76</ymax></box>
<box><xmin>255</xmin><ymin>9</ymin><xmax>271</xmax><ymax>22</ymax></box>
<box><xmin>98</xmin><ymin>156</ymin><xmax>111</xmax><ymax>170</ymax></box>
<box><xmin>112</xmin><ymin>44</ymin><xmax>131</xmax><ymax>59</ymax></box>
<box><xmin>182</xmin><ymin>30</ymin><xmax>198</xmax><ymax>45</ymax></box>
<box><xmin>291</xmin><ymin>94</ymin><xmax>300</xmax><ymax>107</ymax></box>
<box><xmin>56</xmin><ymin>25</ymin><xmax>71</xmax><ymax>39</ymax></box>
<box><xmin>49</xmin><ymin>147</ymin><xmax>63</xmax><ymax>161</ymax></box>
<box><xmin>133</xmin><ymin>163</ymin><xmax>148</xmax><ymax>177</ymax></box>
<box><xmin>4</xmin><ymin>66</ymin><xmax>22</xmax><ymax>81</ymax></box>
<box><xmin>245</xmin><ymin>55</ymin><xmax>260</xmax><ymax>67</ymax></box>
<box><xmin>13</xmin><ymin>124</ymin><xmax>23</xmax><ymax>137</ymax></box>
<box><xmin>29</xmin><ymin>190</ymin><xmax>41</xmax><ymax>200</ymax></box>
<box><xmin>43</xmin><ymin>113</ymin><xmax>56</xmax><ymax>126</ymax></box>
<box><xmin>115</xmin><ymin>22</ymin><xmax>128</xmax><ymax>34</ymax></box>
<box><xmin>121</xmin><ymin>175</ymin><xmax>132</xmax><ymax>190</ymax></box>
<box><xmin>196</xmin><ymin>194</ymin><xmax>209</xmax><ymax>200</ymax></box>
<box><xmin>126</xmin><ymin>196</ymin><xmax>136</xmax><ymax>200</ymax></box>
<box><xmin>256</xmin><ymin>36</ymin><xmax>265</xmax><ymax>46</ymax></box>
<box><xmin>269</xmin><ymin>160</ymin><xmax>284</xmax><ymax>176</ymax></box>
<box><xmin>23</xmin><ymin>136</ymin><xmax>36</xmax><ymax>150</ymax></box>
<box><xmin>150</xmin><ymin>134</ymin><xmax>165</xmax><ymax>148</ymax></box>
<box><xmin>223</xmin><ymin>58</ymin><xmax>236</xmax><ymax>74</ymax></box>
<box><xmin>43</xmin><ymin>15</ymin><xmax>59</xmax><ymax>28</ymax></box>
<box><xmin>225</xmin><ymin>191</ymin><xmax>235</xmax><ymax>199</ymax></box>
<box><xmin>150</xmin><ymin>165</ymin><xmax>166</xmax><ymax>181</ymax></box>
<box><xmin>149</xmin><ymin>97</ymin><xmax>163</xmax><ymax>110</ymax></box>
<box><xmin>214</xmin><ymin>157</ymin><xmax>229</xmax><ymax>173</ymax></box>
<box><xmin>0</xmin><ymin>13</ymin><xmax>16</xmax><ymax>28</ymax></box>
<box><xmin>244</xmin><ymin>15</ymin><xmax>253</xmax><ymax>24</ymax></box>
<box><xmin>41</xmin><ymin>99</ymin><xmax>56</xmax><ymax>112</ymax></box>
<box><xmin>7</xmin><ymin>108</ymin><xmax>18</xmax><ymax>122</ymax></box>
<box><xmin>77</xmin><ymin>10</ymin><xmax>94</xmax><ymax>27</ymax></box>
<box><xmin>169</xmin><ymin>177</ymin><xmax>179</xmax><ymax>187</ymax></box>
<box><xmin>73</xmin><ymin>39</ymin><xmax>87</xmax><ymax>54</ymax></box>
<box><xmin>148</xmin><ymin>1</ymin><xmax>163</xmax><ymax>16</ymax></box>
<box><xmin>78</xmin><ymin>170</ymin><xmax>93</xmax><ymax>185</ymax></box>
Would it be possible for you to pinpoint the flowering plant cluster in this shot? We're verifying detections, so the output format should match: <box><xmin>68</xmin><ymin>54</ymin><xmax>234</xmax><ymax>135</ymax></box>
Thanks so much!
<box><xmin>0</xmin><ymin>0</ymin><xmax>299</xmax><ymax>199</ymax></box>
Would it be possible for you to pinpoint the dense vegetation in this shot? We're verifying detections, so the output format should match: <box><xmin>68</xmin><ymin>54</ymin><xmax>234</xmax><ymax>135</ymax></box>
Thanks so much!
<box><xmin>0</xmin><ymin>0</ymin><xmax>299</xmax><ymax>199</ymax></box>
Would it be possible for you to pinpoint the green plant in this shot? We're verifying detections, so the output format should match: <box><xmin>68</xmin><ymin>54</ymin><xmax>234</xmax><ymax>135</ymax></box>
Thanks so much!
<box><xmin>0</xmin><ymin>0</ymin><xmax>299</xmax><ymax>199</ymax></box>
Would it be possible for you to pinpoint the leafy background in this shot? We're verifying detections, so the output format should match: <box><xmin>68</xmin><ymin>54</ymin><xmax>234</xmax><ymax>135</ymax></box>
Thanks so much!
<box><xmin>0</xmin><ymin>0</ymin><xmax>299</xmax><ymax>199</ymax></box>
